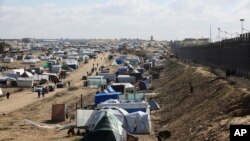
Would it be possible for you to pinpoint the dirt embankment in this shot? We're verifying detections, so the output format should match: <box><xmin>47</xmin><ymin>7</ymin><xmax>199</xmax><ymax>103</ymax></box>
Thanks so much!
<box><xmin>152</xmin><ymin>59</ymin><xmax>250</xmax><ymax>141</ymax></box>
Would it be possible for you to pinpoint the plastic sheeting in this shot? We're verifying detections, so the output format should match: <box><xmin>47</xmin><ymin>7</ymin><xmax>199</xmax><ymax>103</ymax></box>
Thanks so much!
<box><xmin>119</xmin><ymin>93</ymin><xmax>145</xmax><ymax>101</ymax></box>
<box><xmin>148</xmin><ymin>100</ymin><xmax>160</xmax><ymax>111</ymax></box>
<box><xmin>88</xmin><ymin>79</ymin><xmax>107</xmax><ymax>87</ymax></box>
<box><xmin>125</xmin><ymin>111</ymin><xmax>151</xmax><ymax>134</ymax></box>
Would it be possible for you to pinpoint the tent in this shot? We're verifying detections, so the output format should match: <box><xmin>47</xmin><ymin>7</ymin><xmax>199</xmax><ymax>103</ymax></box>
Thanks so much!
<box><xmin>101</xmin><ymin>106</ymin><xmax>128</xmax><ymax>126</ymax></box>
<box><xmin>148</xmin><ymin>100</ymin><xmax>160</xmax><ymax>111</ymax></box>
<box><xmin>81</xmin><ymin>110</ymin><xmax>127</xmax><ymax>141</ymax></box>
<box><xmin>95</xmin><ymin>93</ymin><xmax>121</xmax><ymax>105</ymax></box>
<box><xmin>125</xmin><ymin>111</ymin><xmax>151</xmax><ymax>134</ymax></box>
<box><xmin>139</xmin><ymin>81</ymin><xmax>148</xmax><ymax>90</ymax></box>
<box><xmin>115</xmin><ymin>58</ymin><xmax>122</xmax><ymax>64</ymax></box>
<box><xmin>20</xmin><ymin>71</ymin><xmax>33</xmax><ymax>78</ymax></box>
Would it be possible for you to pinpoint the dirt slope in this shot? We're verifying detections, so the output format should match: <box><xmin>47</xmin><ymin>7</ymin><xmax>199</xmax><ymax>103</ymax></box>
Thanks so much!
<box><xmin>152</xmin><ymin>59</ymin><xmax>250</xmax><ymax>141</ymax></box>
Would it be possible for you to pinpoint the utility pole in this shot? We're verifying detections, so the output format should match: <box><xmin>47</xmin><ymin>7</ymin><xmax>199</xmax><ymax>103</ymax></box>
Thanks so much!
<box><xmin>240</xmin><ymin>19</ymin><xmax>244</xmax><ymax>34</ymax></box>
<box><xmin>210</xmin><ymin>25</ymin><xmax>212</xmax><ymax>43</ymax></box>
<box><xmin>217</xmin><ymin>28</ymin><xmax>221</xmax><ymax>41</ymax></box>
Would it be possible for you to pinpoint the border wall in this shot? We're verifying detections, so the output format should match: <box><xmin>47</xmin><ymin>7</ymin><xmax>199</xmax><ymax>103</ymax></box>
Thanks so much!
<box><xmin>171</xmin><ymin>33</ymin><xmax>250</xmax><ymax>77</ymax></box>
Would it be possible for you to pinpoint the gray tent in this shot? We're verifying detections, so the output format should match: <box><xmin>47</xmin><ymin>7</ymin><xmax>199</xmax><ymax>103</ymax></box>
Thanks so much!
<box><xmin>82</xmin><ymin>110</ymin><xmax>127</xmax><ymax>141</ymax></box>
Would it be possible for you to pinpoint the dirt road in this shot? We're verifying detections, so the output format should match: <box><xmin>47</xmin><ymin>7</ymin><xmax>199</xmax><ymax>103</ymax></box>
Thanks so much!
<box><xmin>0</xmin><ymin>52</ymin><xmax>109</xmax><ymax>114</ymax></box>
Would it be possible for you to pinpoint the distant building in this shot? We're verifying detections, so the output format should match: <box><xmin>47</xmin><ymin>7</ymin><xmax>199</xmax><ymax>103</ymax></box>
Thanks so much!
<box><xmin>150</xmin><ymin>36</ymin><xmax>153</xmax><ymax>41</ymax></box>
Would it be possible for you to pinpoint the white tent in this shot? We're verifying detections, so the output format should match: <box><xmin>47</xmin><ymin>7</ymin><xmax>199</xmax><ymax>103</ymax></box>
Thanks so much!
<box><xmin>125</xmin><ymin>111</ymin><xmax>151</xmax><ymax>134</ymax></box>
<box><xmin>101</xmin><ymin>106</ymin><xmax>128</xmax><ymax>125</ymax></box>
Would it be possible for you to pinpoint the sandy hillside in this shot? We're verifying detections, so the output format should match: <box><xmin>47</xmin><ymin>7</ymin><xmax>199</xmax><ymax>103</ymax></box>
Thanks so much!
<box><xmin>152</xmin><ymin>58</ymin><xmax>250</xmax><ymax>141</ymax></box>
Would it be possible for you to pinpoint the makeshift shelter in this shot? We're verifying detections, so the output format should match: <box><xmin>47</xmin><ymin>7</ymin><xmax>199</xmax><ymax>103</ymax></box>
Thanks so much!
<box><xmin>98</xmin><ymin>73</ymin><xmax>116</xmax><ymax>81</ymax></box>
<box><xmin>77</xmin><ymin>110</ymin><xmax>96</xmax><ymax>127</ymax></box>
<box><xmin>64</xmin><ymin>59</ymin><xmax>79</xmax><ymax>70</ymax></box>
<box><xmin>20</xmin><ymin>71</ymin><xmax>33</xmax><ymax>78</ymax></box>
<box><xmin>143</xmin><ymin>62</ymin><xmax>152</xmax><ymax>70</ymax></box>
<box><xmin>126</xmin><ymin>57</ymin><xmax>140</xmax><ymax>65</ymax></box>
<box><xmin>117</xmin><ymin>75</ymin><xmax>135</xmax><ymax>83</ymax></box>
<box><xmin>81</xmin><ymin>110</ymin><xmax>127</xmax><ymax>141</ymax></box>
<box><xmin>23</xmin><ymin>58</ymin><xmax>40</xmax><ymax>64</ymax></box>
<box><xmin>148</xmin><ymin>100</ymin><xmax>160</xmax><ymax>111</ymax></box>
<box><xmin>112</xmin><ymin>83</ymin><xmax>135</xmax><ymax>93</ymax></box>
<box><xmin>95</xmin><ymin>93</ymin><xmax>121</xmax><ymax>105</ymax></box>
<box><xmin>17</xmin><ymin>77</ymin><xmax>33</xmax><ymax>87</ymax></box>
<box><xmin>117</xmin><ymin>66</ymin><xmax>129</xmax><ymax>75</ymax></box>
<box><xmin>3</xmin><ymin>57</ymin><xmax>14</xmax><ymax>63</ymax></box>
<box><xmin>0</xmin><ymin>76</ymin><xmax>16</xmax><ymax>87</ymax></box>
<box><xmin>136</xmin><ymin>68</ymin><xmax>144</xmax><ymax>74</ymax></box>
<box><xmin>130</xmin><ymin>72</ymin><xmax>142</xmax><ymax>81</ymax></box>
<box><xmin>50</xmin><ymin>65</ymin><xmax>62</xmax><ymax>73</ymax></box>
<box><xmin>33</xmin><ymin>75</ymin><xmax>49</xmax><ymax>81</ymax></box>
<box><xmin>115</xmin><ymin>58</ymin><xmax>123</xmax><ymax>64</ymax></box>
<box><xmin>101</xmin><ymin>106</ymin><xmax>129</xmax><ymax>125</ymax></box>
<box><xmin>111</xmin><ymin>85</ymin><xmax>125</xmax><ymax>93</ymax></box>
<box><xmin>97</xmin><ymin>100</ymin><xmax>150</xmax><ymax>113</ymax></box>
<box><xmin>125</xmin><ymin>111</ymin><xmax>151</xmax><ymax>134</ymax></box>
<box><xmin>119</xmin><ymin>93</ymin><xmax>145</xmax><ymax>102</ymax></box>
<box><xmin>138</xmin><ymin>81</ymin><xmax>148</xmax><ymax>90</ymax></box>
<box><xmin>3</xmin><ymin>69</ymin><xmax>24</xmax><ymax>78</ymax></box>
<box><xmin>80</xmin><ymin>55</ymin><xmax>89</xmax><ymax>61</ymax></box>
<box><xmin>87</xmin><ymin>76</ymin><xmax>107</xmax><ymax>88</ymax></box>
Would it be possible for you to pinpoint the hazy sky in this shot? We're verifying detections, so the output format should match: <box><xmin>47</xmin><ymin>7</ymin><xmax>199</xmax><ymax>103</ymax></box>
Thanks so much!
<box><xmin>0</xmin><ymin>0</ymin><xmax>249</xmax><ymax>40</ymax></box>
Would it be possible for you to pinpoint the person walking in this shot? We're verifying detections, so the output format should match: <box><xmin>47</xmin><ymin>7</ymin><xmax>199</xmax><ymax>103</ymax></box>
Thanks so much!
<box><xmin>6</xmin><ymin>92</ymin><xmax>10</xmax><ymax>99</ymax></box>
<box><xmin>38</xmin><ymin>90</ymin><xmax>41</xmax><ymax>98</ymax></box>
<box><xmin>68</xmin><ymin>81</ymin><xmax>71</xmax><ymax>87</ymax></box>
<box><xmin>42</xmin><ymin>88</ymin><xmax>45</xmax><ymax>98</ymax></box>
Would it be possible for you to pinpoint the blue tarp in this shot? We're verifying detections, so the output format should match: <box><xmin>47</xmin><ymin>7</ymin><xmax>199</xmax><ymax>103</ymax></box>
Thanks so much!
<box><xmin>148</xmin><ymin>100</ymin><xmax>160</xmax><ymax>111</ymax></box>
<box><xmin>106</xmin><ymin>86</ymin><xmax>116</xmax><ymax>93</ymax></box>
<box><xmin>95</xmin><ymin>93</ymin><xmax>121</xmax><ymax>105</ymax></box>
<box><xmin>115</xmin><ymin>59</ymin><xmax>122</xmax><ymax>64</ymax></box>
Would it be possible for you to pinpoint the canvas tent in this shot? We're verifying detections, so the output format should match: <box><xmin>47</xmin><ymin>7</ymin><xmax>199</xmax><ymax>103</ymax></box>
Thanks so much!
<box><xmin>81</xmin><ymin>110</ymin><xmax>127</xmax><ymax>141</ymax></box>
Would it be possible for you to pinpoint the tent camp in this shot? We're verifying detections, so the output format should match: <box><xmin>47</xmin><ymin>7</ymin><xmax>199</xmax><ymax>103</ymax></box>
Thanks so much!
<box><xmin>81</xmin><ymin>110</ymin><xmax>127</xmax><ymax>141</ymax></box>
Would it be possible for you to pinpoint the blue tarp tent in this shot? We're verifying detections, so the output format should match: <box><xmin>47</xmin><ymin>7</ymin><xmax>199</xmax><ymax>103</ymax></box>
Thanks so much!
<box><xmin>95</xmin><ymin>93</ymin><xmax>121</xmax><ymax>105</ymax></box>
<box><xmin>115</xmin><ymin>59</ymin><xmax>122</xmax><ymax>64</ymax></box>
<box><xmin>148</xmin><ymin>100</ymin><xmax>160</xmax><ymax>111</ymax></box>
